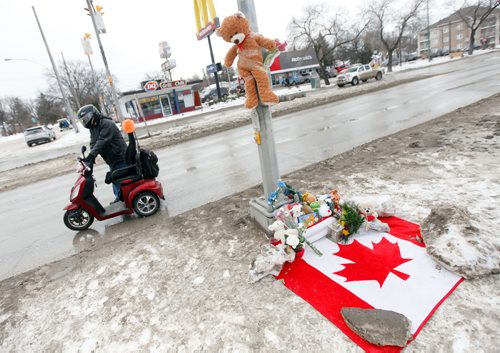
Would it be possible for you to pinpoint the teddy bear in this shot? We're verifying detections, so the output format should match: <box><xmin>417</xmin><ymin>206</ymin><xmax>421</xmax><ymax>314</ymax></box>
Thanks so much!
<box><xmin>357</xmin><ymin>201</ymin><xmax>391</xmax><ymax>232</ymax></box>
<box><xmin>318</xmin><ymin>203</ymin><xmax>333</xmax><ymax>218</ymax></box>
<box><xmin>216</xmin><ymin>12</ymin><xmax>280</xmax><ymax>109</ymax></box>
<box><xmin>301</xmin><ymin>192</ymin><xmax>317</xmax><ymax>204</ymax></box>
<box><xmin>357</xmin><ymin>201</ymin><xmax>379</xmax><ymax>222</ymax></box>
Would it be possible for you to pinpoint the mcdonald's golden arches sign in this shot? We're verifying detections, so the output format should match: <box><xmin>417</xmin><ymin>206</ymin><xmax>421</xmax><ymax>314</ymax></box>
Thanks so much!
<box><xmin>193</xmin><ymin>0</ymin><xmax>220</xmax><ymax>40</ymax></box>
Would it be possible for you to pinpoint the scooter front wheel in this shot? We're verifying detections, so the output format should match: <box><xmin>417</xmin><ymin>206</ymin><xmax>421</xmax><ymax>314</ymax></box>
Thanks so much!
<box><xmin>64</xmin><ymin>209</ymin><xmax>94</xmax><ymax>231</ymax></box>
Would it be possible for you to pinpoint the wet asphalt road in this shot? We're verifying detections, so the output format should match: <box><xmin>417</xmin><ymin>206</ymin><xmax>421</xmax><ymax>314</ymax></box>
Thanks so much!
<box><xmin>1</xmin><ymin>52</ymin><xmax>500</xmax><ymax>280</ymax></box>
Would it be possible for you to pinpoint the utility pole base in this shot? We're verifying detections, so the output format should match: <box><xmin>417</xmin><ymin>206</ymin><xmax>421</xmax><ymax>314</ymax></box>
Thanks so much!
<box><xmin>249</xmin><ymin>196</ymin><xmax>292</xmax><ymax>237</ymax></box>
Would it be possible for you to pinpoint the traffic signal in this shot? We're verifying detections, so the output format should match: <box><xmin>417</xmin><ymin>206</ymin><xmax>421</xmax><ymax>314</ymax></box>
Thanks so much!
<box><xmin>93</xmin><ymin>5</ymin><xmax>106</xmax><ymax>34</ymax></box>
<box><xmin>81</xmin><ymin>34</ymin><xmax>93</xmax><ymax>55</ymax></box>
<box><xmin>84</xmin><ymin>5</ymin><xmax>106</xmax><ymax>34</ymax></box>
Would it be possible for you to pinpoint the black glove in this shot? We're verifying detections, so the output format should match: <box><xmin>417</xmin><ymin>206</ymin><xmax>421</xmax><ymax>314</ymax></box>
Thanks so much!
<box><xmin>83</xmin><ymin>154</ymin><xmax>96</xmax><ymax>165</ymax></box>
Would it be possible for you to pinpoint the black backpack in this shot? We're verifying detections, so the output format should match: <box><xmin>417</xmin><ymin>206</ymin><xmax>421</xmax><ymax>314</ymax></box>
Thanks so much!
<box><xmin>139</xmin><ymin>148</ymin><xmax>159</xmax><ymax>179</ymax></box>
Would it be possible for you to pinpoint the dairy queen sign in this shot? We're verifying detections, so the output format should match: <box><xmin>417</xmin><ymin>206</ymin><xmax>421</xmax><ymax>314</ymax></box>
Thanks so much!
<box><xmin>142</xmin><ymin>79</ymin><xmax>187</xmax><ymax>92</ymax></box>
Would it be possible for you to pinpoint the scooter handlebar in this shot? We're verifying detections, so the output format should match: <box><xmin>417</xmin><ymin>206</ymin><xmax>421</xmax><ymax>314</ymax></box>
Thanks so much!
<box><xmin>76</xmin><ymin>157</ymin><xmax>92</xmax><ymax>173</ymax></box>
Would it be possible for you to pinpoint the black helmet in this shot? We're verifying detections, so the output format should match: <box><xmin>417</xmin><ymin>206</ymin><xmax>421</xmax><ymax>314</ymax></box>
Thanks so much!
<box><xmin>77</xmin><ymin>104</ymin><xmax>100</xmax><ymax>128</ymax></box>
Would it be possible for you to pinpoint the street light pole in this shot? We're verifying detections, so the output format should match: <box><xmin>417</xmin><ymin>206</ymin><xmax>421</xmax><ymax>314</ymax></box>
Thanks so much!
<box><xmin>427</xmin><ymin>0</ymin><xmax>432</xmax><ymax>62</ymax></box>
<box><xmin>238</xmin><ymin>0</ymin><xmax>283</xmax><ymax>231</ymax></box>
<box><xmin>3</xmin><ymin>58</ymin><xmax>46</xmax><ymax>68</ymax></box>
<box><xmin>85</xmin><ymin>0</ymin><xmax>124</xmax><ymax>122</ymax></box>
<box><xmin>32</xmin><ymin>6</ymin><xmax>79</xmax><ymax>133</ymax></box>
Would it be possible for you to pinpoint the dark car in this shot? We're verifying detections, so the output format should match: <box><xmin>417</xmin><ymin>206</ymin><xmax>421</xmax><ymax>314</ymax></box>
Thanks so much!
<box><xmin>201</xmin><ymin>86</ymin><xmax>229</xmax><ymax>103</ymax></box>
<box><xmin>57</xmin><ymin>118</ymin><xmax>73</xmax><ymax>131</ymax></box>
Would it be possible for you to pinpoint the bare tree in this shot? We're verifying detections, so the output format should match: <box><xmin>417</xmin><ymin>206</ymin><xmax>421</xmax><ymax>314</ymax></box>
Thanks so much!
<box><xmin>46</xmin><ymin>60</ymin><xmax>114</xmax><ymax>115</ymax></box>
<box><xmin>454</xmin><ymin>0</ymin><xmax>500</xmax><ymax>54</ymax></box>
<box><xmin>288</xmin><ymin>3</ymin><xmax>368</xmax><ymax>85</ymax></box>
<box><xmin>369</xmin><ymin>0</ymin><xmax>426</xmax><ymax>72</ymax></box>
<box><xmin>0</xmin><ymin>99</ymin><xmax>8</xmax><ymax>135</ymax></box>
<box><xmin>143</xmin><ymin>71</ymin><xmax>164</xmax><ymax>81</ymax></box>
<box><xmin>5</xmin><ymin>97</ymin><xmax>32</xmax><ymax>132</ymax></box>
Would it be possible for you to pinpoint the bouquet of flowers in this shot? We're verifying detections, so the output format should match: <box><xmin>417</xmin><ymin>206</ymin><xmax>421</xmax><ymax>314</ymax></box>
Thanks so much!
<box><xmin>268</xmin><ymin>180</ymin><xmax>300</xmax><ymax>210</ymax></box>
<box><xmin>269</xmin><ymin>206</ymin><xmax>305</xmax><ymax>254</ymax></box>
<box><xmin>269</xmin><ymin>202</ymin><xmax>324</xmax><ymax>258</ymax></box>
<box><xmin>334</xmin><ymin>202</ymin><xmax>365</xmax><ymax>243</ymax></box>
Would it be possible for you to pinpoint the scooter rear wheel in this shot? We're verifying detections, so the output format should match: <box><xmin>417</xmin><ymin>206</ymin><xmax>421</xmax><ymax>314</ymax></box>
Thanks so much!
<box><xmin>64</xmin><ymin>209</ymin><xmax>94</xmax><ymax>231</ymax></box>
<box><xmin>133</xmin><ymin>191</ymin><xmax>160</xmax><ymax>217</ymax></box>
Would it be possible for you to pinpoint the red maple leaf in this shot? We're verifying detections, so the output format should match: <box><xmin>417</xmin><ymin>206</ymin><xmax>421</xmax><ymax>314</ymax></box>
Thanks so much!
<box><xmin>333</xmin><ymin>237</ymin><xmax>412</xmax><ymax>287</ymax></box>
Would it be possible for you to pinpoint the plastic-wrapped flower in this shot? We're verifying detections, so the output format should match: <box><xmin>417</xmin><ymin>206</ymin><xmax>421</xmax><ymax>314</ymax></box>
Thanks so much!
<box><xmin>285</xmin><ymin>229</ymin><xmax>300</xmax><ymax>248</ymax></box>
<box><xmin>342</xmin><ymin>229</ymin><xmax>350</xmax><ymax>236</ymax></box>
<box><xmin>274</xmin><ymin>229</ymin><xmax>286</xmax><ymax>243</ymax></box>
<box><xmin>268</xmin><ymin>191</ymin><xmax>278</xmax><ymax>205</ymax></box>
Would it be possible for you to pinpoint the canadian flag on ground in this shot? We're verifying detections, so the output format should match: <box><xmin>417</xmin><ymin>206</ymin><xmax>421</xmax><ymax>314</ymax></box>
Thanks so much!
<box><xmin>276</xmin><ymin>217</ymin><xmax>463</xmax><ymax>352</ymax></box>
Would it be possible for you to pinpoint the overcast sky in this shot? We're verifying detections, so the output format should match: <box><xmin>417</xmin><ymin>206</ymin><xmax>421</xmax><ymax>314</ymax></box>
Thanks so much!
<box><xmin>0</xmin><ymin>0</ymin><xmax>448</xmax><ymax>100</ymax></box>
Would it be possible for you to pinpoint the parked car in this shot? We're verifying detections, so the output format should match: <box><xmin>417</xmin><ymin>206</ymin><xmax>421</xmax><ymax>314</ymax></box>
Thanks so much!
<box><xmin>57</xmin><ymin>118</ymin><xmax>73</xmax><ymax>131</ymax></box>
<box><xmin>281</xmin><ymin>73</ymin><xmax>307</xmax><ymax>86</ymax></box>
<box><xmin>301</xmin><ymin>72</ymin><xmax>312</xmax><ymax>83</ymax></box>
<box><xmin>405</xmin><ymin>52</ymin><xmax>419</xmax><ymax>61</ymax></box>
<box><xmin>327</xmin><ymin>69</ymin><xmax>337</xmax><ymax>78</ymax></box>
<box><xmin>335</xmin><ymin>65</ymin><xmax>348</xmax><ymax>73</ymax></box>
<box><xmin>24</xmin><ymin>125</ymin><xmax>56</xmax><ymax>147</ymax></box>
<box><xmin>201</xmin><ymin>86</ymin><xmax>229</xmax><ymax>103</ymax></box>
<box><xmin>336</xmin><ymin>64</ymin><xmax>383</xmax><ymax>87</ymax></box>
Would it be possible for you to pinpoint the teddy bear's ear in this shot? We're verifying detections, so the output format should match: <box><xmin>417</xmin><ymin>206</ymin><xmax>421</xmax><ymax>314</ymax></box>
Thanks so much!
<box><xmin>234</xmin><ymin>11</ymin><xmax>246</xmax><ymax>18</ymax></box>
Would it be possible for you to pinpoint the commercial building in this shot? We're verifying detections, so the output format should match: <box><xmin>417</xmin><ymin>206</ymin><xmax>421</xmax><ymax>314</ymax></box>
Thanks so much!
<box><xmin>269</xmin><ymin>47</ymin><xmax>320</xmax><ymax>85</ymax></box>
<box><xmin>418</xmin><ymin>6</ymin><xmax>500</xmax><ymax>56</ymax></box>
<box><xmin>120</xmin><ymin>79</ymin><xmax>202</xmax><ymax>122</ymax></box>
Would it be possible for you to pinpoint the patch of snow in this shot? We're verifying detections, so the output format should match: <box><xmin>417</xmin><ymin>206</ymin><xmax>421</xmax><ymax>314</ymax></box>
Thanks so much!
<box><xmin>192</xmin><ymin>276</ymin><xmax>204</xmax><ymax>285</ymax></box>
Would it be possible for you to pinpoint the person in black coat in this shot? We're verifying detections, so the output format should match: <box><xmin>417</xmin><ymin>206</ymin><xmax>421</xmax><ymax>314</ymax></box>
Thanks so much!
<box><xmin>77</xmin><ymin>104</ymin><xmax>127</xmax><ymax>202</ymax></box>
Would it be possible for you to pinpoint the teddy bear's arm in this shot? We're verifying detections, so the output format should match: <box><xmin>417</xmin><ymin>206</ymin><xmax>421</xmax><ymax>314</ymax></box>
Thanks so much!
<box><xmin>254</xmin><ymin>35</ymin><xmax>277</xmax><ymax>51</ymax></box>
<box><xmin>224</xmin><ymin>46</ymin><xmax>238</xmax><ymax>67</ymax></box>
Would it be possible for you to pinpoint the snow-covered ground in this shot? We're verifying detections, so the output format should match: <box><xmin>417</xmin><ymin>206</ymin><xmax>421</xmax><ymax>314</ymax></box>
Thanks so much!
<box><xmin>0</xmin><ymin>90</ymin><xmax>498</xmax><ymax>352</ymax></box>
<box><xmin>390</xmin><ymin>48</ymin><xmax>496</xmax><ymax>73</ymax></box>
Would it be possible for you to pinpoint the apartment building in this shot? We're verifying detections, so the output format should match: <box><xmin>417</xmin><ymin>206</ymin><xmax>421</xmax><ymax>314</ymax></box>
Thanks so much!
<box><xmin>418</xmin><ymin>6</ymin><xmax>500</xmax><ymax>56</ymax></box>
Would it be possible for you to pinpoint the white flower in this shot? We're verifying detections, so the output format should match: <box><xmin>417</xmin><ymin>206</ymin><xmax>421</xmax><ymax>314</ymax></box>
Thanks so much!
<box><xmin>284</xmin><ymin>229</ymin><xmax>300</xmax><ymax>248</ymax></box>
<box><xmin>274</xmin><ymin>229</ymin><xmax>286</xmax><ymax>243</ymax></box>
<box><xmin>268</xmin><ymin>220</ymin><xmax>285</xmax><ymax>232</ymax></box>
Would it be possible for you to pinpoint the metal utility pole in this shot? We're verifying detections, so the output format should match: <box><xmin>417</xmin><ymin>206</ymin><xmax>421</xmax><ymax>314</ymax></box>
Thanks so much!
<box><xmin>32</xmin><ymin>6</ymin><xmax>79</xmax><ymax>133</ymax></box>
<box><xmin>237</xmin><ymin>0</ymin><xmax>259</xmax><ymax>32</ymax></box>
<box><xmin>207</xmin><ymin>34</ymin><xmax>222</xmax><ymax>100</ymax></box>
<box><xmin>85</xmin><ymin>0</ymin><xmax>124</xmax><ymax>122</ymax></box>
<box><xmin>61</xmin><ymin>52</ymin><xmax>81</xmax><ymax>109</ymax></box>
<box><xmin>427</xmin><ymin>0</ymin><xmax>432</xmax><ymax>62</ymax></box>
<box><xmin>238</xmin><ymin>0</ymin><xmax>283</xmax><ymax>231</ymax></box>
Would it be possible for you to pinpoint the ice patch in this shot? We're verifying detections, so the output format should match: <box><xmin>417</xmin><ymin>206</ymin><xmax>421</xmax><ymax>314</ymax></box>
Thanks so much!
<box><xmin>193</xmin><ymin>276</ymin><xmax>205</xmax><ymax>285</ymax></box>
<box><xmin>139</xmin><ymin>328</ymin><xmax>152</xmax><ymax>345</ymax></box>
<box><xmin>264</xmin><ymin>328</ymin><xmax>279</xmax><ymax>346</ymax></box>
<box><xmin>86</xmin><ymin>279</ymin><xmax>99</xmax><ymax>290</ymax></box>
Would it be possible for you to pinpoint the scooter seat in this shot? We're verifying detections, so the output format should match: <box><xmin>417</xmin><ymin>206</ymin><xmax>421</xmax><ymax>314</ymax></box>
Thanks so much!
<box><xmin>105</xmin><ymin>164</ymin><xmax>140</xmax><ymax>184</ymax></box>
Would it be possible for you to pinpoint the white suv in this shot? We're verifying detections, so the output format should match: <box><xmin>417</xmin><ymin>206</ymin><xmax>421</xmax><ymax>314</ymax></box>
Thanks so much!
<box><xmin>24</xmin><ymin>126</ymin><xmax>56</xmax><ymax>147</ymax></box>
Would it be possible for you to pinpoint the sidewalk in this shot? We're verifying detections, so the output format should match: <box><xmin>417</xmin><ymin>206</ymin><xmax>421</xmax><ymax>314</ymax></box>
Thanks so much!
<box><xmin>1</xmin><ymin>93</ymin><xmax>498</xmax><ymax>352</ymax></box>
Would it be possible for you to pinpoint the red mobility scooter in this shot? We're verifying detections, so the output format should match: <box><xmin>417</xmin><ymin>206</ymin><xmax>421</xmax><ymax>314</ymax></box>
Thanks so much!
<box><xmin>63</xmin><ymin>119</ymin><xmax>164</xmax><ymax>231</ymax></box>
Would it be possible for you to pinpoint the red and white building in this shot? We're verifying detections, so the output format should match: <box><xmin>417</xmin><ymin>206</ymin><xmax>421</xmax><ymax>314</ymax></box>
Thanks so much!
<box><xmin>120</xmin><ymin>79</ymin><xmax>202</xmax><ymax>122</ymax></box>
